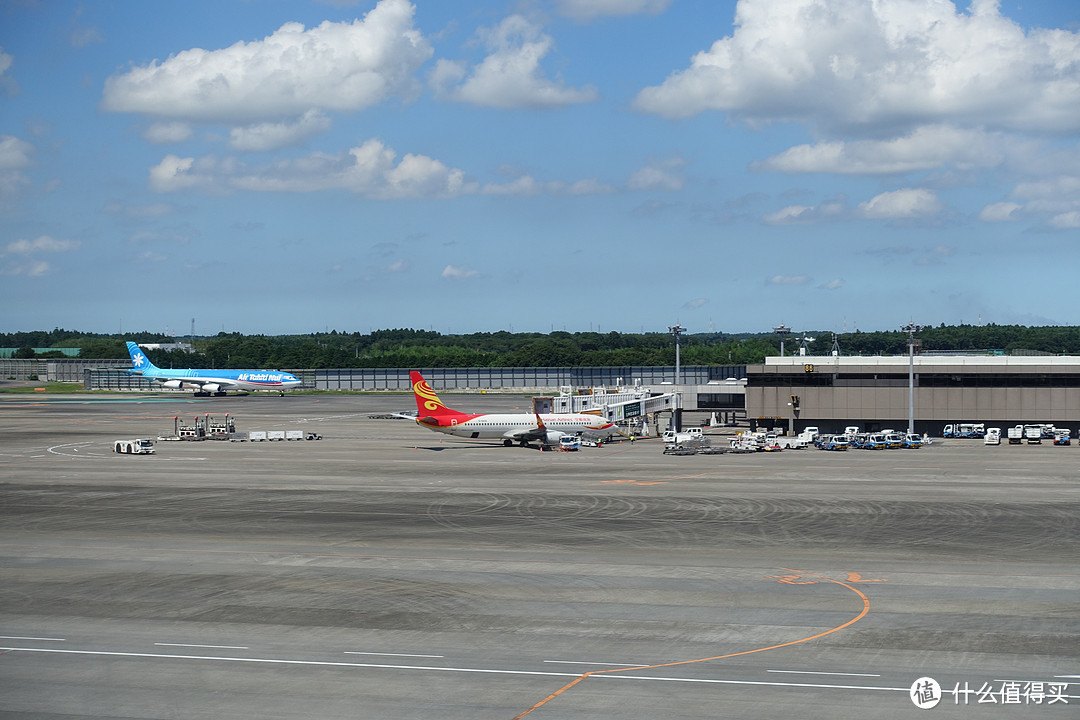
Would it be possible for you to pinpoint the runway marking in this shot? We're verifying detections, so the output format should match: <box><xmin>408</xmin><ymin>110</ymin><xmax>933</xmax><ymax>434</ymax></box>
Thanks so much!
<box><xmin>344</xmin><ymin>652</ymin><xmax>443</xmax><ymax>658</ymax></box>
<box><xmin>0</xmin><ymin>636</ymin><xmax>65</xmax><ymax>642</ymax></box>
<box><xmin>0</xmin><ymin>646</ymin><xmax>908</xmax><ymax>695</ymax></box>
<box><xmin>154</xmin><ymin>643</ymin><xmax>249</xmax><ymax>649</ymax></box>
<box><xmin>544</xmin><ymin>660</ymin><xmax>648</xmax><ymax>667</ymax></box>
<box><xmin>512</xmin><ymin>567</ymin><xmax>873</xmax><ymax>719</ymax></box>
<box><xmin>768</xmin><ymin>669</ymin><xmax>880</xmax><ymax>677</ymax></box>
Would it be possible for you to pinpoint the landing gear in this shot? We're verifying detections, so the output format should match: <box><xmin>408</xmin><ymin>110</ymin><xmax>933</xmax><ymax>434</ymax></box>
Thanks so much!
<box><xmin>503</xmin><ymin>439</ymin><xmax>514</xmax><ymax>447</ymax></box>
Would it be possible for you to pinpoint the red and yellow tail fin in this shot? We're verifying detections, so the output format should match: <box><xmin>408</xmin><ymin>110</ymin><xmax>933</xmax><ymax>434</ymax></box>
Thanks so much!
<box><xmin>411</xmin><ymin>371</ymin><xmax>450</xmax><ymax>416</ymax></box>
<box><xmin>410</xmin><ymin>371</ymin><xmax>476</xmax><ymax>427</ymax></box>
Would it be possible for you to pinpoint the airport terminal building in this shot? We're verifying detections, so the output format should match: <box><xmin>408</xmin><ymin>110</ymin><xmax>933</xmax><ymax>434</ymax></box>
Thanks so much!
<box><xmin>747</xmin><ymin>354</ymin><xmax>1080</xmax><ymax>435</ymax></box>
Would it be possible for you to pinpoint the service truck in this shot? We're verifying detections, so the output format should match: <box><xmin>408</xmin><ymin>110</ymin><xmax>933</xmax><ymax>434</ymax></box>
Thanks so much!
<box><xmin>113</xmin><ymin>438</ymin><xmax>155</xmax><ymax>455</ymax></box>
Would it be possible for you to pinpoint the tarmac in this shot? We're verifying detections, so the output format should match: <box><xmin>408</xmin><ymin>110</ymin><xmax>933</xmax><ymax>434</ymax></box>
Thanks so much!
<box><xmin>0</xmin><ymin>392</ymin><xmax>1077</xmax><ymax>719</ymax></box>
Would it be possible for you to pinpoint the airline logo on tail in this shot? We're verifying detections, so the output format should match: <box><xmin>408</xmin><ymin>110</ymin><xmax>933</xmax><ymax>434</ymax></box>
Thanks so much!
<box><xmin>127</xmin><ymin>341</ymin><xmax>154</xmax><ymax>371</ymax></box>
<box><xmin>412</xmin><ymin>373</ymin><xmax>449</xmax><ymax>414</ymax></box>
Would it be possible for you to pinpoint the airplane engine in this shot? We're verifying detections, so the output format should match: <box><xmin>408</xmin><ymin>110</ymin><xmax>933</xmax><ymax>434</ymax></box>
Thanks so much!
<box><xmin>162</xmin><ymin>380</ymin><xmax>183</xmax><ymax>389</ymax></box>
<box><xmin>201</xmin><ymin>383</ymin><xmax>222</xmax><ymax>393</ymax></box>
<box><xmin>543</xmin><ymin>430</ymin><xmax>565</xmax><ymax>445</ymax></box>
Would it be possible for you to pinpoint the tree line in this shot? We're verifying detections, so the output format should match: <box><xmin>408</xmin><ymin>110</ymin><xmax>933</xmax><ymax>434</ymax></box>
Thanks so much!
<box><xmin>3</xmin><ymin>324</ymin><xmax>1079</xmax><ymax>369</ymax></box>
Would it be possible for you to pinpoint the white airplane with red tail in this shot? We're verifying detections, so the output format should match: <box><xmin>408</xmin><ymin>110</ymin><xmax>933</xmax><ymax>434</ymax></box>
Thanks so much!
<box><xmin>409</xmin><ymin>371</ymin><xmax>615</xmax><ymax>448</ymax></box>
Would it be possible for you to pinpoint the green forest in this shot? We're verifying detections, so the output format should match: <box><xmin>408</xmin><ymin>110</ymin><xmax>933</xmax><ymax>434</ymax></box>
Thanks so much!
<box><xmin>4</xmin><ymin>324</ymin><xmax>1080</xmax><ymax>370</ymax></box>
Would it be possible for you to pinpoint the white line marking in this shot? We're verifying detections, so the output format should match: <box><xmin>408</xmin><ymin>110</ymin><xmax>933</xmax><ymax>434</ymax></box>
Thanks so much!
<box><xmin>154</xmin><ymin>643</ymin><xmax>249</xmax><ymax>650</ymax></box>
<box><xmin>544</xmin><ymin>660</ymin><xmax>649</xmax><ymax>667</ymax></box>
<box><xmin>0</xmin><ymin>636</ymin><xmax>65</xmax><ymax>642</ymax></box>
<box><xmin>768</xmin><ymin>669</ymin><xmax>881</xmax><ymax>677</ymax></box>
<box><xmin>344</xmin><ymin>652</ymin><xmax>444</xmax><ymax>658</ymax></box>
<box><xmin>0</xmin><ymin>647</ymin><xmax>910</xmax><ymax>694</ymax></box>
<box><xmin>599</xmin><ymin>674</ymin><xmax>908</xmax><ymax>692</ymax></box>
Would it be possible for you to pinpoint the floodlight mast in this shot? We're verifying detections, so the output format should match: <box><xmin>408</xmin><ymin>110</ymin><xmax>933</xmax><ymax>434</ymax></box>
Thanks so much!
<box><xmin>668</xmin><ymin>324</ymin><xmax>685</xmax><ymax>385</ymax></box>
<box><xmin>902</xmin><ymin>322</ymin><xmax>924</xmax><ymax>435</ymax></box>
<box><xmin>773</xmin><ymin>324</ymin><xmax>791</xmax><ymax>357</ymax></box>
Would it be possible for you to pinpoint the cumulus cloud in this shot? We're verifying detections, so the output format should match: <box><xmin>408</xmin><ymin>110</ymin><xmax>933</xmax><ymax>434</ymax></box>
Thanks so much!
<box><xmin>0</xmin><ymin>260</ymin><xmax>50</xmax><ymax>277</ymax></box>
<box><xmin>768</xmin><ymin>275</ymin><xmax>810</xmax><ymax>286</ymax></box>
<box><xmin>634</xmin><ymin>0</ymin><xmax>1080</xmax><ymax>135</ymax></box>
<box><xmin>683</xmin><ymin>297</ymin><xmax>708</xmax><ymax>308</ymax></box>
<box><xmin>442</xmin><ymin>264</ymin><xmax>479</xmax><ymax>279</ymax></box>
<box><xmin>0</xmin><ymin>47</ymin><xmax>14</xmax><ymax>93</ymax></box>
<box><xmin>553</xmin><ymin>0</ymin><xmax>675</xmax><ymax>21</ymax></box>
<box><xmin>4</xmin><ymin>235</ymin><xmax>80</xmax><ymax>255</ymax></box>
<box><xmin>628</xmin><ymin>157</ymin><xmax>686</xmax><ymax>191</ymax></box>
<box><xmin>1049</xmin><ymin>211</ymin><xmax>1080</xmax><ymax>229</ymax></box>
<box><xmin>146</xmin><ymin>139</ymin><xmax>617</xmax><ymax>199</ymax></box>
<box><xmin>763</xmin><ymin>197</ymin><xmax>845</xmax><ymax>225</ymax></box>
<box><xmin>820</xmin><ymin>278</ymin><xmax>843</xmax><ymax>290</ymax></box>
<box><xmin>979</xmin><ymin>201</ymin><xmax>1022</xmax><ymax>222</ymax></box>
<box><xmin>229</xmin><ymin>110</ymin><xmax>332</xmax><ymax>152</ymax></box>
<box><xmin>1</xmin><ymin>235</ymin><xmax>80</xmax><ymax>277</ymax></box>
<box><xmin>858</xmin><ymin>188</ymin><xmax>943</xmax><ymax>219</ymax></box>
<box><xmin>431</xmin><ymin>15</ymin><xmax>597</xmax><ymax>109</ymax></box>
<box><xmin>102</xmin><ymin>0</ymin><xmax>432</xmax><ymax>124</ymax></box>
<box><xmin>754</xmin><ymin>126</ymin><xmax>1007</xmax><ymax>175</ymax></box>
<box><xmin>0</xmin><ymin>135</ymin><xmax>33</xmax><ymax>171</ymax></box>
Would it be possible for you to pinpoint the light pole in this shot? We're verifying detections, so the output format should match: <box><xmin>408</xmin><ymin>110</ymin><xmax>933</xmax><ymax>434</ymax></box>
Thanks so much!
<box><xmin>773</xmin><ymin>324</ymin><xmax>791</xmax><ymax>357</ymax></box>
<box><xmin>902</xmin><ymin>322</ymin><xmax>924</xmax><ymax>435</ymax></box>
<box><xmin>668</xmin><ymin>324</ymin><xmax>685</xmax><ymax>385</ymax></box>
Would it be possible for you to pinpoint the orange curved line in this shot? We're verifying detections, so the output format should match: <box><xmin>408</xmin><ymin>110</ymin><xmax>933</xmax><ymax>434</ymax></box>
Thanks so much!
<box><xmin>512</xmin><ymin>568</ymin><xmax>871</xmax><ymax>719</ymax></box>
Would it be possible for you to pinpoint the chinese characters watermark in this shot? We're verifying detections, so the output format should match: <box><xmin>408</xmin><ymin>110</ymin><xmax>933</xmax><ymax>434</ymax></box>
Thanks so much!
<box><xmin>910</xmin><ymin>677</ymin><xmax>1071</xmax><ymax>709</ymax></box>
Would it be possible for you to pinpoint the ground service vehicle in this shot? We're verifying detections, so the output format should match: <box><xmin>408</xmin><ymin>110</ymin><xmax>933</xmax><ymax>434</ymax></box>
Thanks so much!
<box><xmin>113</xmin><ymin>438</ymin><xmax>155</xmax><ymax>454</ymax></box>
<box><xmin>984</xmin><ymin>428</ymin><xmax>1001</xmax><ymax>445</ymax></box>
<box><xmin>1007</xmin><ymin>426</ymin><xmax>1023</xmax><ymax>444</ymax></box>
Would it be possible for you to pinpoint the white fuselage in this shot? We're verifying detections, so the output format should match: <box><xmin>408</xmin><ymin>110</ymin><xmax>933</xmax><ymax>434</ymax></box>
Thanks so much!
<box><xmin>427</xmin><ymin>413</ymin><xmax>607</xmax><ymax>440</ymax></box>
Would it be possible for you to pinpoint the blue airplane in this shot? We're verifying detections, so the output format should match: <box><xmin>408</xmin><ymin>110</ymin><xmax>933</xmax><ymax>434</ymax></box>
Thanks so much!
<box><xmin>126</xmin><ymin>341</ymin><xmax>302</xmax><ymax>396</ymax></box>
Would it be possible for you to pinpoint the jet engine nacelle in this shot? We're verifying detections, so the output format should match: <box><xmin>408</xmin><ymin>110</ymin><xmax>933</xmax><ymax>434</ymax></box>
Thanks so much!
<box><xmin>162</xmin><ymin>380</ymin><xmax>183</xmax><ymax>389</ymax></box>
<box><xmin>201</xmin><ymin>383</ymin><xmax>222</xmax><ymax>393</ymax></box>
<box><xmin>543</xmin><ymin>430</ymin><xmax>566</xmax><ymax>445</ymax></box>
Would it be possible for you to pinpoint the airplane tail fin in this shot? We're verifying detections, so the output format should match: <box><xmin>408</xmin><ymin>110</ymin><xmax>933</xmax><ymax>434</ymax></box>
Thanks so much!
<box><xmin>126</xmin><ymin>341</ymin><xmax>157</xmax><ymax>372</ymax></box>
<box><xmin>411</xmin><ymin>371</ymin><xmax>453</xmax><ymax>417</ymax></box>
<box><xmin>410</xmin><ymin>371</ymin><xmax>473</xmax><ymax>427</ymax></box>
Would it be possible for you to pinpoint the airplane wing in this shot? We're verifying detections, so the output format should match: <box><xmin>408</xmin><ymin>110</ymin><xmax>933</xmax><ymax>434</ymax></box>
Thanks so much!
<box><xmin>503</xmin><ymin>414</ymin><xmax>554</xmax><ymax>443</ymax></box>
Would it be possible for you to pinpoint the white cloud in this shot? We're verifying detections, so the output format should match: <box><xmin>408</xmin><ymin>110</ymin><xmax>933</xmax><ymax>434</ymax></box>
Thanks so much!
<box><xmin>0</xmin><ymin>47</ymin><xmax>16</xmax><ymax>96</ymax></box>
<box><xmin>628</xmin><ymin>158</ymin><xmax>685</xmax><ymax>191</ymax></box>
<box><xmin>0</xmin><ymin>48</ymin><xmax>11</xmax><ymax>75</ymax></box>
<box><xmin>1048</xmin><ymin>211</ymin><xmax>1080</xmax><ymax>229</ymax></box>
<box><xmin>441</xmin><ymin>264</ymin><xmax>479</xmax><ymax>279</ymax></box>
<box><xmin>229</xmin><ymin>110</ymin><xmax>332</xmax><ymax>152</ymax></box>
<box><xmin>0</xmin><ymin>135</ymin><xmax>33</xmax><ymax>170</ymax></box>
<box><xmin>858</xmin><ymin>188</ymin><xmax>943</xmax><ymax>219</ymax></box>
<box><xmin>432</xmin><ymin>15</ymin><xmax>597</xmax><ymax>109</ymax></box>
<box><xmin>553</xmin><ymin>0</ymin><xmax>675</xmax><ymax>21</ymax></box>
<box><xmin>146</xmin><ymin>138</ymin><xmax>618</xmax><ymax>199</ymax></box>
<box><xmin>755</xmin><ymin>126</ymin><xmax>1006</xmax><ymax>175</ymax></box>
<box><xmin>683</xmin><ymin>297</ymin><xmax>708</xmax><ymax>308</ymax></box>
<box><xmin>142</xmin><ymin>122</ymin><xmax>193</xmax><ymax>145</ymax></box>
<box><xmin>0</xmin><ymin>260</ymin><xmax>50</xmax><ymax>277</ymax></box>
<box><xmin>763</xmin><ymin>197</ymin><xmax>846</xmax><ymax>225</ymax></box>
<box><xmin>768</xmin><ymin>275</ymin><xmax>810</xmax><ymax>286</ymax></box>
<box><xmin>763</xmin><ymin>205</ymin><xmax>817</xmax><ymax>225</ymax></box>
<box><xmin>820</xmin><ymin>278</ymin><xmax>843</xmax><ymax>290</ymax></box>
<box><xmin>978</xmin><ymin>201</ymin><xmax>1022</xmax><ymax>222</ymax></box>
<box><xmin>4</xmin><ymin>235</ymin><xmax>80</xmax><ymax>255</ymax></box>
<box><xmin>102</xmin><ymin>0</ymin><xmax>432</xmax><ymax>124</ymax></box>
<box><xmin>634</xmin><ymin>0</ymin><xmax>1080</xmax><ymax>135</ymax></box>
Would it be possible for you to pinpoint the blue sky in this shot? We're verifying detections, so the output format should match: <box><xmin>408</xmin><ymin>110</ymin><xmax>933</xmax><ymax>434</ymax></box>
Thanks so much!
<box><xmin>2</xmin><ymin>0</ymin><xmax>1079</xmax><ymax>337</ymax></box>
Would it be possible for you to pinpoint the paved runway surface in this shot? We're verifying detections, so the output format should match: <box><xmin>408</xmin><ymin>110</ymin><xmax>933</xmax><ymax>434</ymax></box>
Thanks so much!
<box><xmin>1</xmin><ymin>393</ymin><xmax>1077</xmax><ymax>718</ymax></box>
